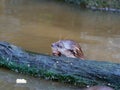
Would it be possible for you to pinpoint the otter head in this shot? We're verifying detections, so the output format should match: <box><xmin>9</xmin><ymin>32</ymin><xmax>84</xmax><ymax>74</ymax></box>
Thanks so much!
<box><xmin>51</xmin><ymin>40</ymin><xmax>84</xmax><ymax>60</ymax></box>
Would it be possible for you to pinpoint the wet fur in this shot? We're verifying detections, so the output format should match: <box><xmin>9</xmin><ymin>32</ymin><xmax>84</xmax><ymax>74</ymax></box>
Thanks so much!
<box><xmin>51</xmin><ymin>40</ymin><xmax>84</xmax><ymax>60</ymax></box>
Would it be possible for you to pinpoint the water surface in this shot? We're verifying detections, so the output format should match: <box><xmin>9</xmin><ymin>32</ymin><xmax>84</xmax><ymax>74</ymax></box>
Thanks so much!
<box><xmin>0</xmin><ymin>0</ymin><xmax>120</xmax><ymax>89</ymax></box>
<box><xmin>0</xmin><ymin>0</ymin><xmax>120</xmax><ymax>62</ymax></box>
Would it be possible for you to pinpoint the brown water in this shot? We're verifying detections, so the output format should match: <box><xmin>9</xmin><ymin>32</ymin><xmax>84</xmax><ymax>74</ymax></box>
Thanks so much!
<box><xmin>0</xmin><ymin>0</ymin><xmax>120</xmax><ymax>89</ymax></box>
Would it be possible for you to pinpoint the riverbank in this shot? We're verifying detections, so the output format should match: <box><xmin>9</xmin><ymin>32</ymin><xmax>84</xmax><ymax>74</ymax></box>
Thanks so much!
<box><xmin>56</xmin><ymin>0</ymin><xmax>120</xmax><ymax>12</ymax></box>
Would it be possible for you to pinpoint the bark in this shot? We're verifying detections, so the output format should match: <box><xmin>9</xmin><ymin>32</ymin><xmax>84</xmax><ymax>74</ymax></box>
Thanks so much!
<box><xmin>0</xmin><ymin>41</ymin><xmax>119</xmax><ymax>89</ymax></box>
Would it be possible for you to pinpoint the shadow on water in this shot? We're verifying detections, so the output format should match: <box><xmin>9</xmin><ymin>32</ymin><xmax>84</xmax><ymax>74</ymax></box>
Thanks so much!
<box><xmin>0</xmin><ymin>0</ymin><xmax>120</xmax><ymax>89</ymax></box>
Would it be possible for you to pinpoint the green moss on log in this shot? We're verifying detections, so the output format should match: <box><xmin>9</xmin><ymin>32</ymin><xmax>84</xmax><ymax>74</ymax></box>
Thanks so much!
<box><xmin>0</xmin><ymin>56</ymin><xmax>119</xmax><ymax>90</ymax></box>
<box><xmin>0</xmin><ymin>57</ymin><xmax>89</xmax><ymax>87</ymax></box>
<box><xmin>0</xmin><ymin>40</ymin><xmax>119</xmax><ymax>90</ymax></box>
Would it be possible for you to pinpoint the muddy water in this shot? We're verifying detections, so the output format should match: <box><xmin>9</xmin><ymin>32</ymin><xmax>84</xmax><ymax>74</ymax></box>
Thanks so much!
<box><xmin>0</xmin><ymin>0</ymin><xmax>120</xmax><ymax>62</ymax></box>
<box><xmin>0</xmin><ymin>0</ymin><xmax>120</xmax><ymax>89</ymax></box>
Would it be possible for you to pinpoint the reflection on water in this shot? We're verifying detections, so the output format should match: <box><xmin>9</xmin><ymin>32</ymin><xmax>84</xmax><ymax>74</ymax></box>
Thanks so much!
<box><xmin>0</xmin><ymin>0</ymin><xmax>120</xmax><ymax>89</ymax></box>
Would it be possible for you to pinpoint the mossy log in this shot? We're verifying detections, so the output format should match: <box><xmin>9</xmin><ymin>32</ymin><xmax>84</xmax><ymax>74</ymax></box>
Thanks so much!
<box><xmin>0</xmin><ymin>41</ymin><xmax>120</xmax><ymax>89</ymax></box>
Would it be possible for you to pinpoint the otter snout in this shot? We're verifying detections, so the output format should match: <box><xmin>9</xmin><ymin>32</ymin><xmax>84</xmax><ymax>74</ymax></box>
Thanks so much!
<box><xmin>51</xmin><ymin>42</ymin><xmax>61</xmax><ymax>56</ymax></box>
<box><xmin>51</xmin><ymin>43</ymin><xmax>55</xmax><ymax>47</ymax></box>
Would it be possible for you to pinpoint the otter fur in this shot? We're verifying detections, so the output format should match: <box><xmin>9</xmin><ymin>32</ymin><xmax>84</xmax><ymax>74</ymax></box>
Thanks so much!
<box><xmin>51</xmin><ymin>40</ymin><xmax>84</xmax><ymax>60</ymax></box>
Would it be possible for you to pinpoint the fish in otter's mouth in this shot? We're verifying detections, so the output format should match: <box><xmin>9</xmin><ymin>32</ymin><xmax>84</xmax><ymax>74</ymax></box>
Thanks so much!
<box><xmin>51</xmin><ymin>39</ymin><xmax>84</xmax><ymax>60</ymax></box>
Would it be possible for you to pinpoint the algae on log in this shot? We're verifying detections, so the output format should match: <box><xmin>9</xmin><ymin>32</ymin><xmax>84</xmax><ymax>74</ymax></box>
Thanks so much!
<box><xmin>0</xmin><ymin>41</ymin><xmax>120</xmax><ymax>89</ymax></box>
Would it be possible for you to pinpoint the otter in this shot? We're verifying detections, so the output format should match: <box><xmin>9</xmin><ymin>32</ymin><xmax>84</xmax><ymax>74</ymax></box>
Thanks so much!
<box><xmin>51</xmin><ymin>40</ymin><xmax>84</xmax><ymax>60</ymax></box>
<box><xmin>83</xmin><ymin>86</ymin><xmax>114</xmax><ymax>90</ymax></box>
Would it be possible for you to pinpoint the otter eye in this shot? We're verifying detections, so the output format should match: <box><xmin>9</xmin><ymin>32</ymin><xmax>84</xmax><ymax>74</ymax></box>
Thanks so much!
<box><xmin>57</xmin><ymin>44</ymin><xmax>62</xmax><ymax>48</ymax></box>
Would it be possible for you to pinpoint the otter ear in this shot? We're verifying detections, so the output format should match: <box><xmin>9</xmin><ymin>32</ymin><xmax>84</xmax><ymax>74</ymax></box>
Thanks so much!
<box><xmin>73</xmin><ymin>47</ymin><xmax>84</xmax><ymax>59</ymax></box>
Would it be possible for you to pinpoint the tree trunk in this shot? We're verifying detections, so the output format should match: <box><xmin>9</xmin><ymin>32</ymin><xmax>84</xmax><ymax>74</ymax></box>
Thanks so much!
<box><xmin>0</xmin><ymin>41</ymin><xmax>119</xmax><ymax>89</ymax></box>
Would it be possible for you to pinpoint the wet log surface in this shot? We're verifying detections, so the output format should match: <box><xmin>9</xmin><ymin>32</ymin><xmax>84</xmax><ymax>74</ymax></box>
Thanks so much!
<box><xmin>0</xmin><ymin>41</ymin><xmax>119</xmax><ymax>89</ymax></box>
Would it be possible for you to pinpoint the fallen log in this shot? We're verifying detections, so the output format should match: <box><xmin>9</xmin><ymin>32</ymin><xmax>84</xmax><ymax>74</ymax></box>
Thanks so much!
<box><xmin>0</xmin><ymin>41</ymin><xmax>119</xmax><ymax>89</ymax></box>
